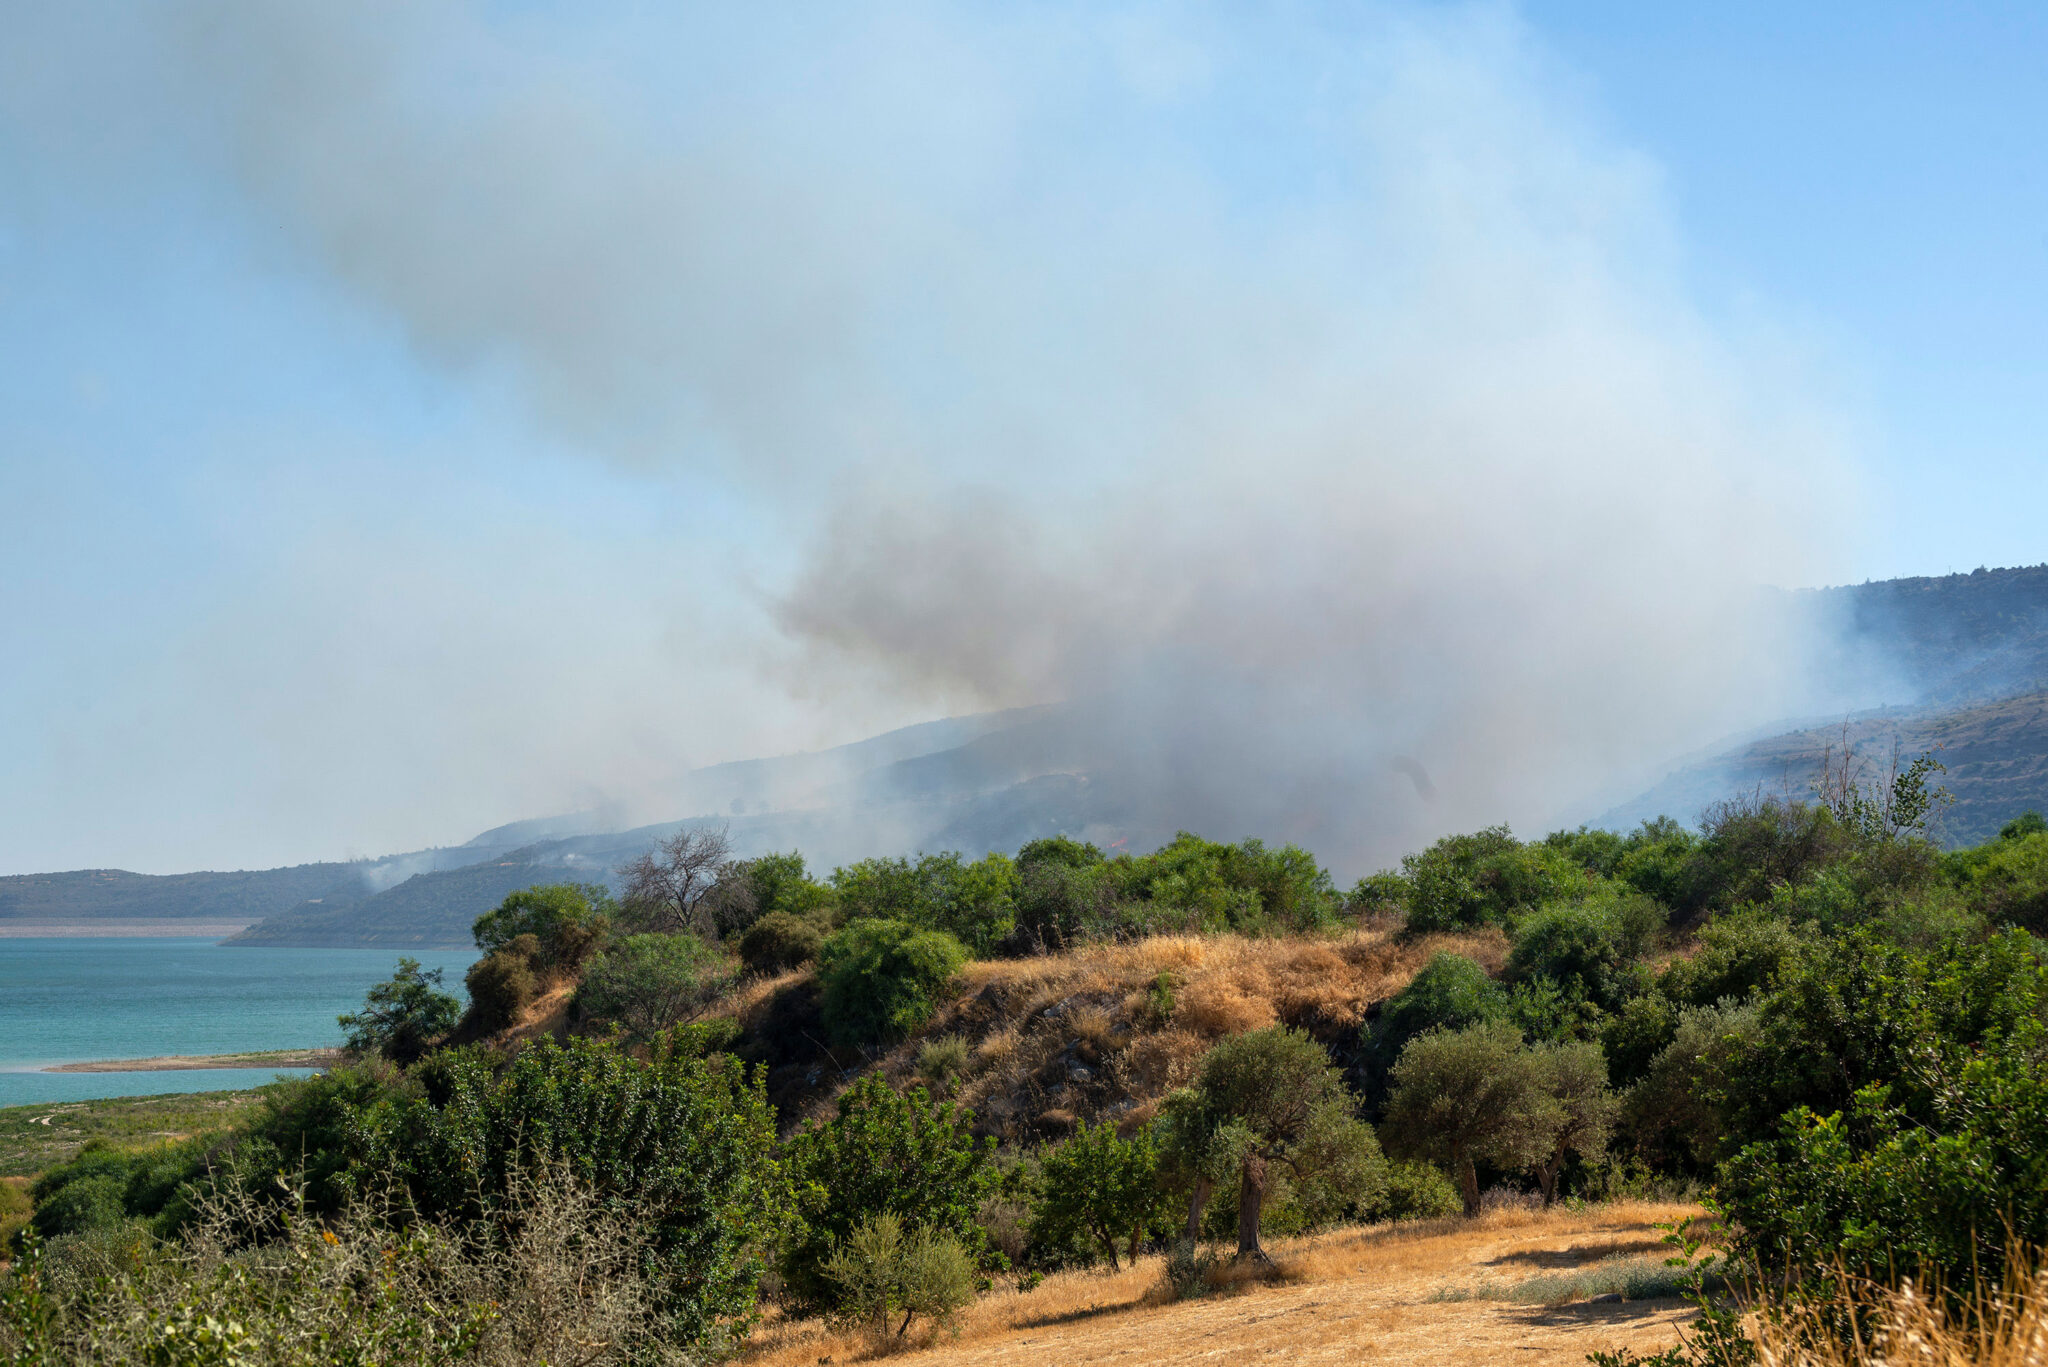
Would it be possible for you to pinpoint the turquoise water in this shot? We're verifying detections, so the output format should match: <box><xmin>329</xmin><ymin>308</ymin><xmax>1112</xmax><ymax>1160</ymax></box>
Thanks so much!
<box><xmin>0</xmin><ymin>938</ymin><xmax>477</xmax><ymax>1107</ymax></box>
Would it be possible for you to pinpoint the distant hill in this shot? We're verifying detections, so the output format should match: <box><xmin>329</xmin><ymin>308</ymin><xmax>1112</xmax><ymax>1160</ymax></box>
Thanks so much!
<box><xmin>0</xmin><ymin>863</ymin><xmax>358</xmax><ymax>935</ymax></box>
<box><xmin>1599</xmin><ymin>690</ymin><xmax>2048</xmax><ymax>846</ymax></box>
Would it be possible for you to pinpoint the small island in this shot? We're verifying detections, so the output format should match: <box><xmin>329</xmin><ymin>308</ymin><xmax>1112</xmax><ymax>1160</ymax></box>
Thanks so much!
<box><xmin>45</xmin><ymin>1048</ymin><xmax>342</xmax><ymax>1074</ymax></box>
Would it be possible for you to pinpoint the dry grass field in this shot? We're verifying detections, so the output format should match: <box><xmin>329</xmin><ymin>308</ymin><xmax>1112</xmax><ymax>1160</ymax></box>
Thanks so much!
<box><xmin>742</xmin><ymin>1201</ymin><xmax>1701</xmax><ymax>1367</ymax></box>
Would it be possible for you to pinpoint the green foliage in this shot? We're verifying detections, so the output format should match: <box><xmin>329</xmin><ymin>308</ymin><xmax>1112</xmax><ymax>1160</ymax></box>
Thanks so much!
<box><xmin>1382</xmin><ymin>1021</ymin><xmax>1561</xmax><ymax>1215</ymax></box>
<box><xmin>1028</xmin><ymin>1121</ymin><xmax>1169</xmax><ymax>1270</ymax></box>
<box><xmin>1953</xmin><ymin>829</ymin><xmax>2048</xmax><ymax>932</ymax></box>
<box><xmin>1505</xmin><ymin>886</ymin><xmax>1661</xmax><ymax>1013</ymax></box>
<box><xmin>1013</xmin><ymin>840</ymin><xmax>1112</xmax><ymax>951</ymax></box>
<box><xmin>815</xmin><ymin>918</ymin><xmax>968</xmax><ymax>1045</ymax></box>
<box><xmin>821</xmin><ymin>1212</ymin><xmax>977</xmax><ymax>1341</ymax></box>
<box><xmin>832</xmin><ymin>853</ymin><xmax>1019</xmax><ymax>956</ymax></box>
<box><xmin>738</xmin><ymin>909</ymin><xmax>827</xmax><ymax>973</ymax></box>
<box><xmin>780</xmin><ymin>1075</ymin><xmax>999</xmax><ymax>1313</ymax></box>
<box><xmin>712</xmin><ymin>850</ymin><xmax>836</xmax><ymax>940</ymax></box>
<box><xmin>462</xmin><ymin>948</ymin><xmax>535</xmax><ymax>1035</ymax></box>
<box><xmin>1377</xmin><ymin>1160</ymin><xmax>1463</xmax><ymax>1221</ymax></box>
<box><xmin>1105</xmin><ymin>833</ymin><xmax>1340</xmax><ymax>938</ymax></box>
<box><xmin>1366</xmin><ymin>953</ymin><xmax>1506</xmax><ymax>1095</ymax></box>
<box><xmin>1401</xmin><ymin>827</ymin><xmax>1585</xmax><ymax>934</ymax></box>
<box><xmin>1679</xmin><ymin>796</ymin><xmax>1851</xmax><ymax>919</ymax></box>
<box><xmin>1657</xmin><ymin>909</ymin><xmax>1799</xmax><ymax>1009</ymax></box>
<box><xmin>1622</xmin><ymin>1001</ymin><xmax>1761</xmax><ymax>1175</ymax></box>
<box><xmin>573</xmin><ymin>931</ymin><xmax>732</xmax><ymax>1040</ymax></box>
<box><xmin>2002</xmin><ymin>810</ymin><xmax>2048</xmax><ymax>840</ymax></box>
<box><xmin>1348</xmin><ymin>871</ymin><xmax>1411</xmax><ymax>918</ymax></box>
<box><xmin>1164</xmin><ymin>1027</ymin><xmax>1383</xmax><ymax>1254</ymax></box>
<box><xmin>358</xmin><ymin>1037</ymin><xmax>793</xmax><ymax>1344</ymax></box>
<box><xmin>1528</xmin><ymin>1040</ymin><xmax>1616</xmax><ymax>1204</ymax></box>
<box><xmin>469</xmin><ymin>881</ymin><xmax>612</xmax><ymax>971</ymax></box>
<box><xmin>337</xmin><ymin>957</ymin><xmax>462</xmax><ymax>1065</ymax></box>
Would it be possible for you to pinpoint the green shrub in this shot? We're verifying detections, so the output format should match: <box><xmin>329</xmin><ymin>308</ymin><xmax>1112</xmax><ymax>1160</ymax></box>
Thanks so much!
<box><xmin>1367</xmin><ymin>953</ymin><xmax>1507</xmax><ymax>1094</ymax></box>
<box><xmin>574</xmin><ymin>931</ymin><xmax>732</xmax><ymax>1040</ymax></box>
<box><xmin>710</xmin><ymin>851</ymin><xmax>837</xmax><ymax>940</ymax></box>
<box><xmin>1506</xmin><ymin>887</ymin><xmax>1661</xmax><ymax>1012</ymax></box>
<box><xmin>738</xmin><ymin>909</ymin><xmax>826</xmax><ymax>973</ymax></box>
<box><xmin>816</xmin><ymin>919</ymin><xmax>968</xmax><ymax>1045</ymax></box>
<box><xmin>1376</xmin><ymin>1160</ymin><xmax>1463</xmax><ymax>1221</ymax></box>
<box><xmin>780</xmin><ymin>1075</ymin><xmax>999</xmax><ymax>1313</ymax></box>
<box><xmin>462</xmin><ymin>949</ymin><xmax>536</xmax><ymax>1035</ymax></box>
<box><xmin>1401</xmin><ymin>827</ymin><xmax>1585</xmax><ymax>934</ymax></box>
<box><xmin>832</xmin><ymin>853</ymin><xmax>1019</xmax><ymax>956</ymax></box>
<box><xmin>357</xmin><ymin>1038</ymin><xmax>793</xmax><ymax>1345</ymax></box>
<box><xmin>1657</xmin><ymin>908</ymin><xmax>1799</xmax><ymax>1008</ymax></box>
<box><xmin>1028</xmin><ymin>1121</ymin><xmax>1169</xmax><ymax>1270</ymax></box>
<box><xmin>821</xmin><ymin>1213</ymin><xmax>977</xmax><ymax>1341</ymax></box>
<box><xmin>470</xmin><ymin>882</ymin><xmax>612</xmax><ymax>972</ymax></box>
<box><xmin>337</xmin><ymin>958</ymin><xmax>462</xmax><ymax>1065</ymax></box>
<box><xmin>1162</xmin><ymin>1027</ymin><xmax>1383</xmax><ymax>1257</ymax></box>
<box><xmin>1957</xmin><ymin>829</ymin><xmax>2048</xmax><ymax>932</ymax></box>
<box><xmin>1014</xmin><ymin>839</ymin><xmax>1111</xmax><ymax>951</ymax></box>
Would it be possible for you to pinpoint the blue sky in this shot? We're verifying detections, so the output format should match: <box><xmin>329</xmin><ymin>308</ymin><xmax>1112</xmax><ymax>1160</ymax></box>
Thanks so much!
<box><xmin>2</xmin><ymin>2</ymin><xmax>2043</xmax><ymax>873</ymax></box>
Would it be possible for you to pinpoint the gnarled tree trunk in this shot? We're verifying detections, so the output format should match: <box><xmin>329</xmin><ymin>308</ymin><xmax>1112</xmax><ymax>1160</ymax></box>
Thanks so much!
<box><xmin>1456</xmin><ymin>1146</ymin><xmax>1481</xmax><ymax>1217</ymax></box>
<box><xmin>1236</xmin><ymin>1152</ymin><xmax>1272</xmax><ymax>1263</ymax></box>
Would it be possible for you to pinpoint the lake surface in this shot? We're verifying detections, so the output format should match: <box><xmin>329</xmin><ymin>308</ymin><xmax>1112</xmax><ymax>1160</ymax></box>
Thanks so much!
<box><xmin>0</xmin><ymin>938</ymin><xmax>477</xmax><ymax>1107</ymax></box>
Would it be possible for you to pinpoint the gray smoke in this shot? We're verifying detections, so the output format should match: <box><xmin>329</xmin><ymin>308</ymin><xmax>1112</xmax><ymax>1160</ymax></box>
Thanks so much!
<box><xmin>8</xmin><ymin>2</ymin><xmax>1863</xmax><ymax>873</ymax></box>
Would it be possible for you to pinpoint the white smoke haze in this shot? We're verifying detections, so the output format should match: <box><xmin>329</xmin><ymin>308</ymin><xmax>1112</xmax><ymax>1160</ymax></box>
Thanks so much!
<box><xmin>6</xmin><ymin>2</ymin><xmax>1863</xmax><ymax>873</ymax></box>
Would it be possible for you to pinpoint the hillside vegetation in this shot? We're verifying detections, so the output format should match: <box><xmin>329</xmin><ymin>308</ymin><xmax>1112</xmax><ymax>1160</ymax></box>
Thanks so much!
<box><xmin>14</xmin><ymin>757</ymin><xmax>2048</xmax><ymax>1363</ymax></box>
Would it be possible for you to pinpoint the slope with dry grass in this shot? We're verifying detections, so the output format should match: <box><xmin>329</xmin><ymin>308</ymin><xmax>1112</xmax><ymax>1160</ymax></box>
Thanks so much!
<box><xmin>729</xmin><ymin>926</ymin><xmax>1505</xmax><ymax>1138</ymax></box>
<box><xmin>742</xmin><ymin>1201</ymin><xmax>1701</xmax><ymax>1367</ymax></box>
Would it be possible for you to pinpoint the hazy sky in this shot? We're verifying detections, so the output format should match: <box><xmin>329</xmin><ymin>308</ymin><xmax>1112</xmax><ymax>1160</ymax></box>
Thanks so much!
<box><xmin>2</xmin><ymin>2</ymin><xmax>2043</xmax><ymax>874</ymax></box>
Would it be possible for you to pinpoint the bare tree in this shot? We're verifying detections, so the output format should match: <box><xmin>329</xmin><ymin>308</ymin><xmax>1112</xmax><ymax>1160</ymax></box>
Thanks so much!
<box><xmin>617</xmin><ymin>825</ymin><xmax>732</xmax><ymax>936</ymax></box>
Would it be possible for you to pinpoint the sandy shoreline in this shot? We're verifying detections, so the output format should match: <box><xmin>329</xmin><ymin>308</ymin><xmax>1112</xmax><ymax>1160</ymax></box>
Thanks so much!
<box><xmin>45</xmin><ymin>1049</ymin><xmax>342</xmax><ymax>1074</ymax></box>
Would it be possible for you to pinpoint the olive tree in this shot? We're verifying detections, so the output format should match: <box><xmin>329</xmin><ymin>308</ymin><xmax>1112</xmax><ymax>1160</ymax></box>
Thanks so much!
<box><xmin>1162</xmin><ymin>1027</ymin><xmax>1383</xmax><ymax>1262</ymax></box>
<box><xmin>1530</xmin><ymin>1039</ymin><xmax>1616</xmax><ymax>1206</ymax></box>
<box><xmin>1382</xmin><ymin>1021</ymin><xmax>1561</xmax><ymax>1215</ymax></box>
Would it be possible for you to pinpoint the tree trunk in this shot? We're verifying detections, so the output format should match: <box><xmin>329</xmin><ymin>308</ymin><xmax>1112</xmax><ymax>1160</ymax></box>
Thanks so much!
<box><xmin>1128</xmin><ymin>1224</ymin><xmax>1142</xmax><ymax>1267</ymax></box>
<box><xmin>1185</xmin><ymin>1175</ymin><xmax>1212</xmax><ymax>1241</ymax></box>
<box><xmin>1236</xmin><ymin>1153</ymin><xmax>1271</xmax><ymax>1262</ymax></box>
<box><xmin>1456</xmin><ymin>1148</ymin><xmax>1481</xmax><ymax>1218</ymax></box>
<box><xmin>1098</xmin><ymin>1227</ymin><xmax>1121</xmax><ymax>1271</ymax></box>
<box><xmin>1537</xmin><ymin>1157</ymin><xmax>1560</xmax><ymax>1208</ymax></box>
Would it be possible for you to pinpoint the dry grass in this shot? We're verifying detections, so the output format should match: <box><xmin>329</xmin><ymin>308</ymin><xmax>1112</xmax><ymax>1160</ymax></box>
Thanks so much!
<box><xmin>1750</xmin><ymin>1259</ymin><xmax>2048</xmax><ymax>1367</ymax></box>
<box><xmin>739</xmin><ymin>1201</ymin><xmax>1699</xmax><ymax>1367</ymax></box>
<box><xmin>826</xmin><ymin>927</ymin><xmax>1508</xmax><ymax>1143</ymax></box>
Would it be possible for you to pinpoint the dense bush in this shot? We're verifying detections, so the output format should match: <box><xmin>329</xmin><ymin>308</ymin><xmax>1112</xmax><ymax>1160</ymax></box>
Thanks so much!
<box><xmin>470</xmin><ymin>882</ymin><xmax>612</xmax><ymax>973</ymax></box>
<box><xmin>738</xmin><ymin>908</ymin><xmax>827</xmax><ymax>972</ymax></box>
<box><xmin>832</xmin><ymin>852</ymin><xmax>1020</xmax><ymax>955</ymax></box>
<box><xmin>1400</xmin><ymin>827</ymin><xmax>1585</xmax><ymax>933</ymax></box>
<box><xmin>708</xmin><ymin>849</ymin><xmax>837</xmax><ymax>939</ymax></box>
<box><xmin>1028</xmin><ymin>1121</ymin><xmax>1169</xmax><ymax>1269</ymax></box>
<box><xmin>358</xmin><ymin>1038</ymin><xmax>793</xmax><ymax>1344</ymax></box>
<box><xmin>1106</xmin><ymin>833</ymin><xmax>1340</xmax><ymax>937</ymax></box>
<box><xmin>573</xmin><ymin>931</ymin><xmax>732</xmax><ymax>1039</ymax></box>
<box><xmin>1377</xmin><ymin>1159</ymin><xmax>1464</xmax><ymax>1221</ymax></box>
<box><xmin>1505</xmin><ymin>887</ymin><xmax>1661</xmax><ymax>1013</ymax></box>
<box><xmin>463</xmin><ymin>947</ymin><xmax>537</xmax><ymax>1034</ymax></box>
<box><xmin>815</xmin><ymin>918</ymin><xmax>968</xmax><ymax>1045</ymax></box>
<box><xmin>1365</xmin><ymin>952</ymin><xmax>1506</xmax><ymax>1096</ymax></box>
<box><xmin>821</xmin><ymin>1212</ymin><xmax>977</xmax><ymax>1342</ymax></box>
<box><xmin>338</xmin><ymin>957</ymin><xmax>462</xmax><ymax>1065</ymax></box>
<box><xmin>1954</xmin><ymin>828</ymin><xmax>2048</xmax><ymax>932</ymax></box>
<box><xmin>781</xmin><ymin>1075</ymin><xmax>1000</xmax><ymax>1312</ymax></box>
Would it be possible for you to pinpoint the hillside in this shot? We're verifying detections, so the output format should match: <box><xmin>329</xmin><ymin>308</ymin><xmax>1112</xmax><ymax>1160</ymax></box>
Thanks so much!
<box><xmin>0</xmin><ymin>863</ymin><xmax>357</xmax><ymax>935</ymax></box>
<box><xmin>1603</xmin><ymin>689</ymin><xmax>2048</xmax><ymax>844</ymax></box>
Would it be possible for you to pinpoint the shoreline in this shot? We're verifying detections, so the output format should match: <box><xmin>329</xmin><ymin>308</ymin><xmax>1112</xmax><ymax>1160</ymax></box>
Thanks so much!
<box><xmin>44</xmin><ymin>1049</ymin><xmax>342</xmax><ymax>1074</ymax></box>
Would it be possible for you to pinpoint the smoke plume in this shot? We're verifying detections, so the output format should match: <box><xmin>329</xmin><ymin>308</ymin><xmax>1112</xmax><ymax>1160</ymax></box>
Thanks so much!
<box><xmin>8</xmin><ymin>2</ymin><xmax>1861</xmax><ymax>872</ymax></box>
